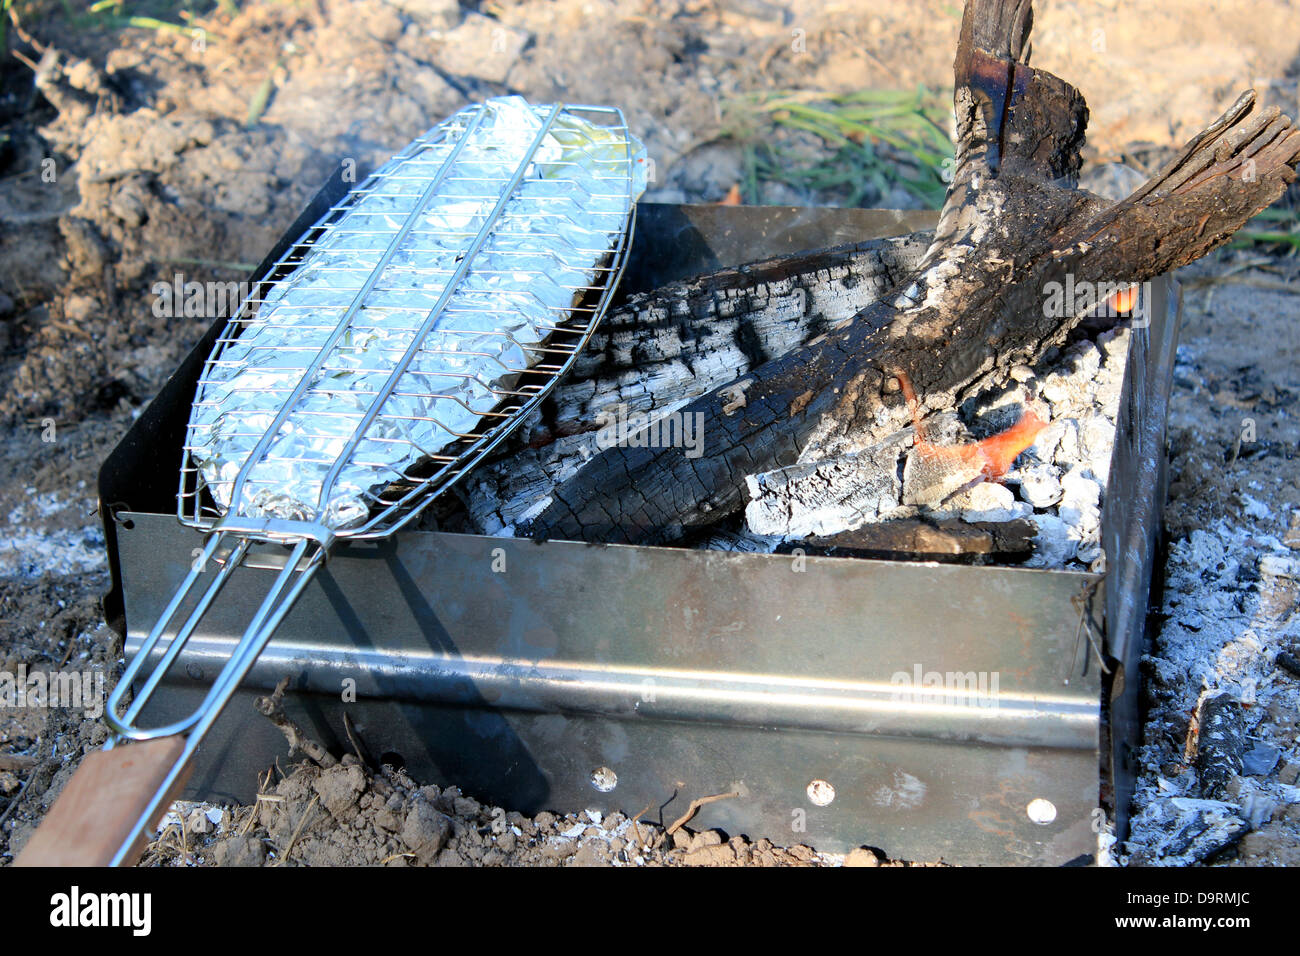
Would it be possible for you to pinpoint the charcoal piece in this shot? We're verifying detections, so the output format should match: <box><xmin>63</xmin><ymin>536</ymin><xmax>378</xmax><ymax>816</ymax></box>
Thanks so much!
<box><xmin>1196</xmin><ymin>694</ymin><xmax>1246</xmax><ymax>800</ymax></box>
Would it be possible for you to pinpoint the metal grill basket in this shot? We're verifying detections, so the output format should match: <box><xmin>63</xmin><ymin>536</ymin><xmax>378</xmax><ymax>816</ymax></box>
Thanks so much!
<box><xmin>97</xmin><ymin>97</ymin><xmax>644</xmax><ymax>864</ymax></box>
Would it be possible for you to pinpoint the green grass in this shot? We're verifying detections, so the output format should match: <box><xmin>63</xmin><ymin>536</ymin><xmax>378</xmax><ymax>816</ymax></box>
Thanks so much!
<box><xmin>719</xmin><ymin>87</ymin><xmax>956</xmax><ymax>209</ymax></box>
<box><xmin>1228</xmin><ymin>206</ymin><xmax>1300</xmax><ymax>251</ymax></box>
<box><xmin>4</xmin><ymin>0</ymin><xmax>230</xmax><ymax>47</ymax></box>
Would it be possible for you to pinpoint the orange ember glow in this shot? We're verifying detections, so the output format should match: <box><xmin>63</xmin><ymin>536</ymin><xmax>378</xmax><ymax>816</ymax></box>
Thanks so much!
<box><xmin>1107</xmin><ymin>284</ymin><xmax>1139</xmax><ymax>314</ymax></box>
<box><xmin>971</xmin><ymin>409</ymin><xmax>1047</xmax><ymax>479</ymax></box>
<box><xmin>895</xmin><ymin>370</ymin><xmax>1047</xmax><ymax>482</ymax></box>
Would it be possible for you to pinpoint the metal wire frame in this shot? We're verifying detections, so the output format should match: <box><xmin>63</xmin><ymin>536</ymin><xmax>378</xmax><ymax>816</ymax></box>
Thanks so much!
<box><xmin>177</xmin><ymin>102</ymin><xmax>638</xmax><ymax>539</ymax></box>
<box><xmin>102</xmin><ymin>529</ymin><xmax>330</xmax><ymax>865</ymax></box>
<box><xmin>100</xmin><ymin>104</ymin><xmax>639</xmax><ymax>862</ymax></box>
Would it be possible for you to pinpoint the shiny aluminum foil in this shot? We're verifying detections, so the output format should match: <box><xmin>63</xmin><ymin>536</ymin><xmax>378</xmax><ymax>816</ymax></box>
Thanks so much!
<box><xmin>187</xmin><ymin>97</ymin><xmax>647</xmax><ymax>529</ymax></box>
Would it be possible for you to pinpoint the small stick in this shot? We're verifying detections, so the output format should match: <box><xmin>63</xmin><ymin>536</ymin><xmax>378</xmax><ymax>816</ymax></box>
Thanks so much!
<box><xmin>233</xmin><ymin>805</ymin><xmax>256</xmax><ymax>836</ymax></box>
<box><xmin>244</xmin><ymin>782</ymin><xmax>281</xmax><ymax>835</ymax></box>
<box><xmin>664</xmin><ymin>791</ymin><xmax>740</xmax><ymax>838</ymax></box>
<box><xmin>339</xmin><ymin>713</ymin><xmax>394</xmax><ymax>797</ymax></box>
<box><xmin>55</xmin><ymin>635</ymin><xmax>77</xmax><ymax>669</ymax></box>
<box><xmin>6</xmin><ymin>6</ymin><xmax>45</xmax><ymax>54</ymax></box>
<box><xmin>0</xmin><ymin>771</ymin><xmax>35</xmax><ymax>830</ymax></box>
<box><xmin>342</xmin><ymin>712</ymin><xmax>369</xmax><ymax>769</ymax></box>
<box><xmin>177</xmin><ymin>812</ymin><xmax>191</xmax><ymax>865</ymax></box>
<box><xmin>254</xmin><ymin>678</ymin><xmax>337</xmax><ymax>768</ymax></box>
<box><xmin>10</xmin><ymin>48</ymin><xmax>38</xmax><ymax>72</ymax></box>
<box><xmin>273</xmin><ymin>794</ymin><xmax>319</xmax><ymax>867</ymax></box>
<box><xmin>628</xmin><ymin>801</ymin><xmax>655</xmax><ymax>851</ymax></box>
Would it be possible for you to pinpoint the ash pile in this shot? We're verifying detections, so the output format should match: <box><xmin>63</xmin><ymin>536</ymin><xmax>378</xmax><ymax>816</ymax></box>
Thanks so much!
<box><xmin>720</xmin><ymin>323</ymin><xmax>1131</xmax><ymax>571</ymax></box>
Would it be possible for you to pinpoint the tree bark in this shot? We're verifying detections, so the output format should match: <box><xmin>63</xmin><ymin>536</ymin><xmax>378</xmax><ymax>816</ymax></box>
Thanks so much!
<box><xmin>516</xmin><ymin>0</ymin><xmax>1300</xmax><ymax>545</ymax></box>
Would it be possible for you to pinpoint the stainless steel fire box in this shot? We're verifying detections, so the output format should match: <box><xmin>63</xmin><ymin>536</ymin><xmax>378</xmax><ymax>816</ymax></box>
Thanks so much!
<box><xmin>98</xmin><ymin>184</ymin><xmax>1177</xmax><ymax>865</ymax></box>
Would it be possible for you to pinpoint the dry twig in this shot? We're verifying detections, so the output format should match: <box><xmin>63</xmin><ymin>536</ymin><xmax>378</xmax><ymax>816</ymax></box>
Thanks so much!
<box><xmin>664</xmin><ymin>791</ymin><xmax>741</xmax><ymax>838</ymax></box>
<box><xmin>254</xmin><ymin>678</ymin><xmax>337</xmax><ymax>768</ymax></box>
<box><xmin>274</xmin><ymin>794</ymin><xmax>319</xmax><ymax>867</ymax></box>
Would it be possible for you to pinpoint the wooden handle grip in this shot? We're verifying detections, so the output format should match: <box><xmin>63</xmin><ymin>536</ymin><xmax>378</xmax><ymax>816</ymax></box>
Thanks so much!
<box><xmin>14</xmin><ymin>736</ymin><xmax>192</xmax><ymax>867</ymax></box>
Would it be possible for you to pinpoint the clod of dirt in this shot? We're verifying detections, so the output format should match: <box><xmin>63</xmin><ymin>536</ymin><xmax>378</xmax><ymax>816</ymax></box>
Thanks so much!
<box><xmin>137</xmin><ymin>754</ymin><xmax>917</xmax><ymax>868</ymax></box>
<box><xmin>312</xmin><ymin>762</ymin><xmax>367</xmax><ymax>820</ymax></box>
<box><xmin>432</xmin><ymin>13</ymin><xmax>529</xmax><ymax>83</ymax></box>
<box><xmin>400</xmin><ymin>794</ymin><xmax>453</xmax><ymax>863</ymax></box>
<box><xmin>687</xmin><ymin>828</ymin><xmax>724</xmax><ymax>851</ymax></box>
<box><xmin>844</xmin><ymin>847</ymin><xmax>882</xmax><ymax>867</ymax></box>
<box><xmin>682</xmin><ymin>843</ymin><xmax>736</xmax><ymax>866</ymax></box>
<box><xmin>212</xmin><ymin>835</ymin><xmax>267</xmax><ymax>868</ymax></box>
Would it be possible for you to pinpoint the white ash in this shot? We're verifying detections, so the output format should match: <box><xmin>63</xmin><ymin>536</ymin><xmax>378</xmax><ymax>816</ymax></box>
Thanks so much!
<box><xmin>1017</xmin><ymin>464</ymin><xmax>1063</xmax><ymax>508</ymax></box>
<box><xmin>0</xmin><ymin>487</ymin><xmax>106</xmax><ymax>580</ymax></box>
<box><xmin>733</xmin><ymin>324</ymin><xmax>1132</xmax><ymax>569</ymax></box>
<box><xmin>743</xmin><ymin>433</ymin><xmax>909</xmax><ymax>538</ymax></box>
<box><xmin>1025</xmin><ymin>513</ymin><xmax>1074</xmax><ymax>566</ymax></box>
<box><xmin>1126</xmin><ymin>796</ymin><xmax>1251</xmax><ymax>866</ymax></box>
<box><xmin>1123</xmin><ymin>508</ymin><xmax>1300</xmax><ymax>865</ymax></box>
<box><xmin>696</xmin><ymin>526</ymin><xmax>788</xmax><ymax>554</ymax></box>
<box><xmin>982</xmin><ymin>329</ymin><xmax>1130</xmax><ymax>569</ymax></box>
<box><xmin>952</xmin><ymin>483</ymin><xmax>1030</xmax><ymax>524</ymax></box>
<box><xmin>976</xmin><ymin>328</ymin><xmax>1129</xmax><ymax>568</ymax></box>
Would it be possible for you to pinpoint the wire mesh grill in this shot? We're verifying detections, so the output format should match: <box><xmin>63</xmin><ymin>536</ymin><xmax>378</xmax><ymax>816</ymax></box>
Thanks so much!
<box><xmin>99</xmin><ymin>100</ymin><xmax>643</xmax><ymax>860</ymax></box>
<box><xmin>178</xmin><ymin>98</ymin><xmax>644</xmax><ymax>539</ymax></box>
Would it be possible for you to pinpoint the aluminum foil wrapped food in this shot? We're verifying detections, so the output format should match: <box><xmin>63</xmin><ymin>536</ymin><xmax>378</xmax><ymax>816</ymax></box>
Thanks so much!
<box><xmin>186</xmin><ymin>97</ymin><xmax>647</xmax><ymax>530</ymax></box>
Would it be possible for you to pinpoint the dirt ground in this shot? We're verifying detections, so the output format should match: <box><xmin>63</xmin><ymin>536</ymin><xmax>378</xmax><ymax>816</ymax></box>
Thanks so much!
<box><xmin>1</xmin><ymin>0</ymin><xmax>1299</xmax><ymax>867</ymax></box>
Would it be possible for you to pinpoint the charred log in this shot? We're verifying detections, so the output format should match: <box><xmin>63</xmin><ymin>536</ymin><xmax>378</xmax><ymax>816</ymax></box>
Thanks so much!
<box><xmin>461</xmin><ymin>233</ymin><xmax>931</xmax><ymax>531</ymax></box>
<box><xmin>523</xmin><ymin>233</ymin><xmax>932</xmax><ymax>447</ymax></box>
